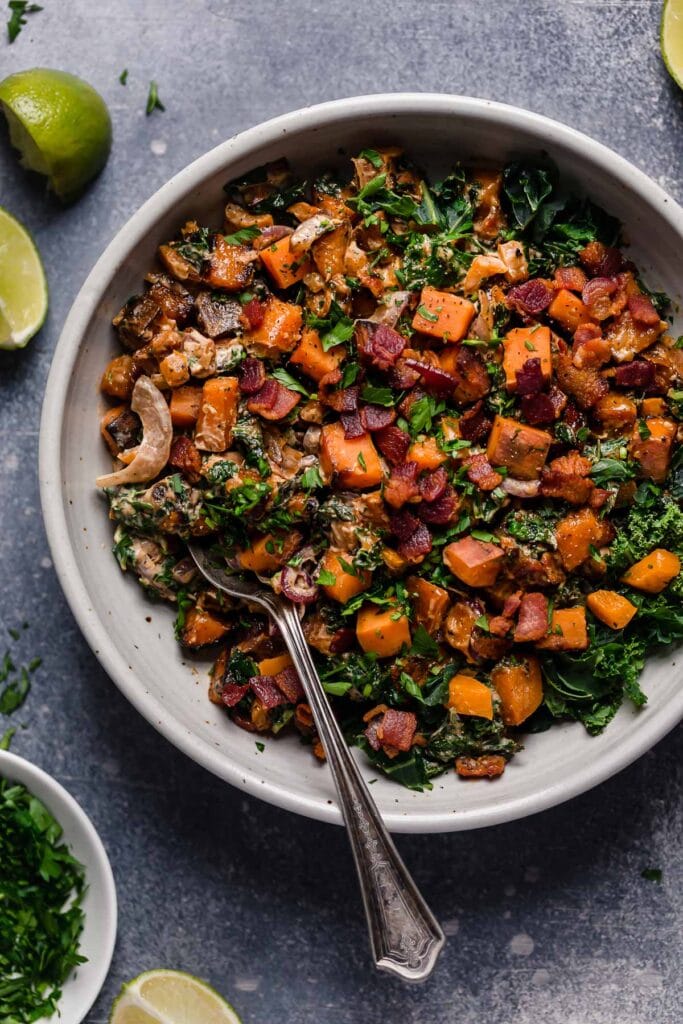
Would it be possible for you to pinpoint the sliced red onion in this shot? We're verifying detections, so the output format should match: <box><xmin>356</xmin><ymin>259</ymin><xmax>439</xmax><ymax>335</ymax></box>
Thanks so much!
<box><xmin>280</xmin><ymin>566</ymin><xmax>319</xmax><ymax>604</ymax></box>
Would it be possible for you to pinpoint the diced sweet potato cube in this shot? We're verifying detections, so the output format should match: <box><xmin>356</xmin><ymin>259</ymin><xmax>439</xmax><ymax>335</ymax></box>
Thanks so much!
<box><xmin>548</xmin><ymin>288</ymin><xmax>596</xmax><ymax>332</ymax></box>
<box><xmin>586</xmin><ymin>590</ymin><xmax>637</xmax><ymax>630</ymax></box>
<box><xmin>170</xmin><ymin>385</ymin><xmax>203</xmax><ymax>428</ymax></box>
<box><xmin>486</xmin><ymin>415</ymin><xmax>552</xmax><ymax>480</ymax></box>
<box><xmin>258</xmin><ymin>653</ymin><xmax>294</xmax><ymax>676</ymax></box>
<box><xmin>641</xmin><ymin>397</ymin><xmax>667</xmax><ymax>416</ymax></box>
<box><xmin>503</xmin><ymin>326</ymin><xmax>552</xmax><ymax>391</ymax></box>
<box><xmin>536</xmin><ymin>607</ymin><xmax>588</xmax><ymax>651</ymax></box>
<box><xmin>289</xmin><ymin>327</ymin><xmax>345</xmax><ymax>382</ymax></box>
<box><xmin>443</xmin><ymin>536</ymin><xmax>505</xmax><ymax>587</ymax></box>
<box><xmin>629</xmin><ymin>416</ymin><xmax>676</xmax><ymax>484</ymax></box>
<box><xmin>447</xmin><ymin>675</ymin><xmax>493</xmax><ymax>720</ymax></box>
<box><xmin>181</xmin><ymin>607</ymin><xmax>229</xmax><ymax>648</ymax></box>
<box><xmin>319</xmin><ymin>548</ymin><xmax>372</xmax><ymax>604</ymax></box>
<box><xmin>194</xmin><ymin>376</ymin><xmax>239</xmax><ymax>452</ymax></box>
<box><xmin>243</xmin><ymin>296</ymin><xmax>303</xmax><ymax>355</ymax></box>
<box><xmin>491</xmin><ymin>656</ymin><xmax>543</xmax><ymax>726</ymax></box>
<box><xmin>407</xmin><ymin>576</ymin><xmax>451</xmax><ymax>634</ymax></box>
<box><xmin>621</xmin><ymin>549</ymin><xmax>681</xmax><ymax>593</ymax></box>
<box><xmin>455</xmin><ymin>754</ymin><xmax>507</xmax><ymax>778</ymax></box>
<box><xmin>206</xmin><ymin>235</ymin><xmax>255</xmax><ymax>291</ymax></box>
<box><xmin>555</xmin><ymin>507</ymin><xmax>611</xmax><ymax>571</ymax></box>
<box><xmin>259</xmin><ymin>235</ymin><xmax>310</xmax><ymax>289</ymax></box>
<box><xmin>411</xmin><ymin>286</ymin><xmax>476</xmax><ymax>341</ymax></box>
<box><xmin>406</xmin><ymin>437</ymin><xmax>447</xmax><ymax>471</ymax></box>
<box><xmin>238</xmin><ymin>532</ymin><xmax>303</xmax><ymax>574</ymax></box>
<box><xmin>319</xmin><ymin>422</ymin><xmax>383</xmax><ymax>489</ymax></box>
<box><xmin>356</xmin><ymin>604</ymin><xmax>411</xmax><ymax>658</ymax></box>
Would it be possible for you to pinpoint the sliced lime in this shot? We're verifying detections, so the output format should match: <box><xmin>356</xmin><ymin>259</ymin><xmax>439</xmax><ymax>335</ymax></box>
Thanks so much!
<box><xmin>662</xmin><ymin>0</ymin><xmax>683</xmax><ymax>89</ymax></box>
<box><xmin>0</xmin><ymin>206</ymin><xmax>48</xmax><ymax>350</ymax></box>
<box><xmin>0</xmin><ymin>68</ymin><xmax>112</xmax><ymax>203</ymax></box>
<box><xmin>110</xmin><ymin>969</ymin><xmax>242</xmax><ymax>1024</ymax></box>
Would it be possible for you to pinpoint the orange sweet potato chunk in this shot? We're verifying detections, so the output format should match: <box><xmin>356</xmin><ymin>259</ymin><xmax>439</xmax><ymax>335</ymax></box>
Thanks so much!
<box><xmin>491</xmin><ymin>656</ymin><xmax>543</xmax><ymax>726</ymax></box>
<box><xmin>319</xmin><ymin>548</ymin><xmax>372</xmax><ymax>604</ymax></box>
<box><xmin>170</xmin><ymin>385</ymin><xmax>203</xmax><ymax>428</ymax></box>
<box><xmin>486</xmin><ymin>415</ymin><xmax>552</xmax><ymax>480</ymax></box>
<box><xmin>629</xmin><ymin>416</ymin><xmax>676</xmax><ymax>484</ymax></box>
<box><xmin>407</xmin><ymin>576</ymin><xmax>451</xmax><ymax>634</ymax></box>
<box><xmin>206</xmin><ymin>235</ymin><xmax>255</xmax><ymax>291</ymax></box>
<box><xmin>356</xmin><ymin>604</ymin><xmax>411</xmax><ymax>658</ymax></box>
<box><xmin>555</xmin><ymin>507</ymin><xmax>610</xmax><ymax>571</ymax></box>
<box><xmin>443</xmin><ymin>536</ymin><xmax>505</xmax><ymax>587</ymax></box>
<box><xmin>503</xmin><ymin>326</ymin><xmax>552</xmax><ymax>391</ymax></box>
<box><xmin>258</xmin><ymin>653</ymin><xmax>294</xmax><ymax>676</ymax></box>
<box><xmin>289</xmin><ymin>327</ymin><xmax>345</xmax><ymax>382</ymax></box>
<box><xmin>411</xmin><ymin>286</ymin><xmax>476</xmax><ymax>341</ymax></box>
<box><xmin>258</xmin><ymin>235</ymin><xmax>310</xmax><ymax>289</ymax></box>
<box><xmin>181</xmin><ymin>607</ymin><xmax>230</xmax><ymax>648</ymax></box>
<box><xmin>243</xmin><ymin>296</ymin><xmax>303</xmax><ymax>354</ymax></box>
<box><xmin>238</xmin><ymin>532</ymin><xmax>303</xmax><ymax>574</ymax></box>
<box><xmin>447</xmin><ymin>675</ymin><xmax>494</xmax><ymax>720</ymax></box>
<box><xmin>406</xmin><ymin>437</ymin><xmax>447</xmax><ymax>471</ymax></box>
<box><xmin>194</xmin><ymin>376</ymin><xmax>240</xmax><ymax>452</ymax></box>
<box><xmin>548</xmin><ymin>288</ymin><xmax>596</xmax><ymax>332</ymax></box>
<box><xmin>586</xmin><ymin>590</ymin><xmax>637</xmax><ymax>630</ymax></box>
<box><xmin>536</xmin><ymin>607</ymin><xmax>588</xmax><ymax>651</ymax></box>
<box><xmin>621</xmin><ymin>549</ymin><xmax>681</xmax><ymax>593</ymax></box>
<box><xmin>319</xmin><ymin>422</ymin><xmax>382</xmax><ymax>489</ymax></box>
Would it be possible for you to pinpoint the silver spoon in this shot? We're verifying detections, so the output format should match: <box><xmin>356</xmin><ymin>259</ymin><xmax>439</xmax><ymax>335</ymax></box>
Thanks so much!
<box><xmin>188</xmin><ymin>542</ymin><xmax>445</xmax><ymax>983</ymax></box>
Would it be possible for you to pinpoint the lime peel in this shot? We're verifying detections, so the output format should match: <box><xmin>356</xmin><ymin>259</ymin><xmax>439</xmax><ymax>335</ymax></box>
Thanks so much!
<box><xmin>0</xmin><ymin>206</ymin><xmax>48</xmax><ymax>350</ymax></box>
<box><xmin>662</xmin><ymin>0</ymin><xmax>683</xmax><ymax>89</ymax></box>
<box><xmin>110</xmin><ymin>969</ymin><xmax>242</xmax><ymax>1024</ymax></box>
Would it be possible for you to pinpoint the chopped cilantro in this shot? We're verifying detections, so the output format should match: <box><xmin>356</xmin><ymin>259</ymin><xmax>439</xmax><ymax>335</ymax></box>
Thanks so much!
<box><xmin>145</xmin><ymin>80</ymin><xmax>165</xmax><ymax>115</ymax></box>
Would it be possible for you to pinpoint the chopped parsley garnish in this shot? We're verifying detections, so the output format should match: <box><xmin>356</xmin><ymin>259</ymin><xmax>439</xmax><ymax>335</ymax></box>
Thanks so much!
<box><xmin>6</xmin><ymin>0</ymin><xmax>42</xmax><ymax>43</ymax></box>
<box><xmin>119</xmin><ymin>68</ymin><xmax>128</xmax><ymax>85</ymax></box>
<box><xmin>145</xmin><ymin>80</ymin><xmax>165</xmax><ymax>115</ymax></box>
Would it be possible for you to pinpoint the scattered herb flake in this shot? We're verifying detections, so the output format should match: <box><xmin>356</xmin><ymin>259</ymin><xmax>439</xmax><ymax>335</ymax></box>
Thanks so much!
<box><xmin>146</xmin><ymin>80</ymin><xmax>165</xmax><ymax>115</ymax></box>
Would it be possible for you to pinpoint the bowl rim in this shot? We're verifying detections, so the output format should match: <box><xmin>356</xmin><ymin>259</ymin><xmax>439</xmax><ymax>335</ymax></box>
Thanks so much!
<box><xmin>0</xmin><ymin>749</ymin><xmax>117</xmax><ymax>1022</ymax></box>
<box><xmin>39</xmin><ymin>91</ymin><xmax>683</xmax><ymax>833</ymax></box>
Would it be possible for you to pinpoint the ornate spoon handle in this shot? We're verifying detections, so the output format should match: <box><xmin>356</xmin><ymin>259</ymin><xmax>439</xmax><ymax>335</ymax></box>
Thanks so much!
<box><xmin>275</xmin><ymin>599</ymin><xmax>445</xmax><ymax>982</ymax></box>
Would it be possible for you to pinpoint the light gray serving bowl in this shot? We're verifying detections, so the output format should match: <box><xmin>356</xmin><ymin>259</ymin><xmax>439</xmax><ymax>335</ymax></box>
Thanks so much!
<box><xmin>40</xmin><ymin>93</ymin><xmax>683</xmax><ymax>833</ymax></box>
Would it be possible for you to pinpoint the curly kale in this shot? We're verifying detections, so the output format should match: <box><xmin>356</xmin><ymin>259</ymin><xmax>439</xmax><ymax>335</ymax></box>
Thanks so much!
<box><xmin>606</xmin><ymin>497</ymin><xmax>683</xmax><ymax>576</ymax></box>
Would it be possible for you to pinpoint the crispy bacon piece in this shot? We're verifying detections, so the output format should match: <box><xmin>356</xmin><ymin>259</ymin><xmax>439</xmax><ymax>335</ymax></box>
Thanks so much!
<box><xmin>581</xmin><ymin>277</ymin><xmax>620</xmax><ymax>320</ymax></box>
<box><xmin>458</xmin><ymin>400</ymin><xmax>492</xmax><ymax>442</ymax></box>
<box><xmin>589</xmin><ymin>487</ymin><xmax>611</xmax><ymax>509</ymax></box>
<box><xmin>274</xmin><ymin>666</ymin><xmax>304</xmax><ymax>703</ymax></box>
<box><xmin>572</xmin><ymin>323</ymin><xmax>610</xmax><ymax>369</ymax></box>
<box><xmin>502</xmin><ymin>590</ymin><xmax>523</xmax><ymax>618</ymax></box>
<box><xmin>360</xmin><ymin>404</ymin><xmax>396</xmax><ymax>431</ymax></box>
<box><xmin>507</xmin><ymin>278</ymin><xmax>553</xmax><ymax>315</ymax></box>
<box><xmin>404</xmin><ymin>358</ymin><xmax>459</xmax><ymax>398</ymax></box>
<box><xmin>398</xmin><ymin>521</ymin><xmax>433</xmax><ymax>562</ymax></box>
<box><xmin>464</xmin><ymin>453</ymin><xmax>503</xmax><ymax>491</ymax></box>
<box><xmin>375</xmin><ymin>424</ymin><xmax>411</xmax><ymax>465</ymax></box>
<box><xmin>614</xmin><ymin>360</ymin><xmax>656</xmax><ymax>389</ymax></box>
<box><xmin>388</xmin><ymin>358</ymin><xmax>421</xmax><ymax>390</ymax></box>
<box><xmin>470</xmin><ymin>631</ymin><xmax>511</xmax><ymax>661</ymax></box>
<box><xmin>579</xmin><ymin>241</ymin><xmax>624</xmax><ymax>278</ymax></box>
<box><xmin>249</xmin><ymin>675</ymin><xmax>288</xmax><ymax>708</ymax></box>
<box><xmin>513</xmin><ymin>592</ymin><xmax>549</xmax><ymax>642</ymax></box>
<box><xmin>555</xmin><ymin>339</ymin><xmax>609</xmax><ymax>409</ymax></box>
<box><xmin>553</xmin><ymin>266</ymin><xmax>587</xmax><ymax>292</ymax></box>
<box><xmin>318</xmin><ymin>370</ymin><xmax>359</xmax><ymax>411</ymax></box>
<box><xmin>540</xmin><ymin>471</ymin><xmax>593</xmax><ymax>504</ymax></box>
<box><xmin>222</xmin><ymin>682</ymin><xmax>249</xmax><ymax>707</ymax></box>
<box><xmin>377</xmin><ymin>709</ymin><xmax>417</xmax><ymax>753</ymax></box>
<box><xmin>488</xmin><ymin>615</ymin><xmax>513</xmax><ymax>637</ymax></box>
<box><xmin>239</xmin><ymin>356</ymin><xmax>267</xmax><ymax>393</ymax></box>
<box><xmin>384</xmin><ymin>461</ymin><xmax>420</xmax><ymax>509</ymax></box>
<box><xmin>247</xmin><ymin>378</ymin><xmax>301</xmax><ymax>420</ymax></box>
<box><xmin>628</xmin><ymin>293</ymin><xmax>660</xmax><ymax>326</ymax></box>
<box><xmin>418</xmin><ymin>486</ymin><xmax>460</xmax><ymax>525</ymax></box>
<box><xmin>168</xmin><ymin>435</ymin><xmax>202</xmax><ymax>483</ymax></box>
<box><xmin>398</xmin><ymin>386</ymin><xmax>426</xmax><ymax>419</ymax></box>
<box><xmin>389</xmin><ymin>508</ymin><xmax>421</xmax><ymax>541</ymax></box>
<box><xmin>515</xmin><ymin>357</ymin><xmax>545</xmax><ymax>395</ymax></box>
<box><xmin>329</xmin><ymin>627</ymin><xmax>355</xmax><ymax>654</ymax></box>
<box><xmin>445</xmin><ymin>346</ymin><xmax>491</xmax><ymax>403</ymax></box>
<box><xmin>520</xmin><ymin>392</ymin><xmax>556</xmax><ymax>426</ymax></box>
<box><xmin>243</xmin><ymin>297</ymin><xmax>266</xmax><ymax>329</ymax></box>
<box><xmin>418</xmin><ymin>466</ymin><xmax>448</xmax><ymax>502</ymax></box>
<box><xmin>356</xmin><ymin>321</ymin><xmax>406</xmax><ymax>370</ymax></box>
<box><xmin>456</xmin><ymin>754</ymin><xmax>506</xmax><ymax>778</ymax></box>
<box><xmin>341</xmin><ymin>410</ymin><xmax>366</xmax><ymax>439</ymax></box>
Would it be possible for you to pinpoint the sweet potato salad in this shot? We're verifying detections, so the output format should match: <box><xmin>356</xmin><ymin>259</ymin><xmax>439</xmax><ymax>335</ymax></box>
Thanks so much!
<box><xmin>97</xmin><ymin>148</ymin><xmax>683</xmax><ymax>790</ymax></box>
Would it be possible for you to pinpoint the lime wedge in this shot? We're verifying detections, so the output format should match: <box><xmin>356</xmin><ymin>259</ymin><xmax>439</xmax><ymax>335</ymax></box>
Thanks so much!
<box><xmin>662</xmin><ymin>0</ymin><xmax>683</xmax><ymax>89</ymax></box>
<box><xmin>0</xmin><ymin>68</ymin><xmax>112</xmax><ymax>203</ymax></box>
<box><xmin>0</xmin><ymin>206</ymin><xmax>48</xmax><ymax>350</ymax></box>
<box><xmin>110</xmin><ymin>970</ymin><xmax>242</xmax><ymax>1024</ymax></box>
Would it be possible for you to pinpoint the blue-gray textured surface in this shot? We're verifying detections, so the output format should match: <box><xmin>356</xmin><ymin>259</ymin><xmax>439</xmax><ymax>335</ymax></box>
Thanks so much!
<box><xmin>1</xmin><ymin>1</ymin><xmax>682</xmax><ymax>1021</ymax></box>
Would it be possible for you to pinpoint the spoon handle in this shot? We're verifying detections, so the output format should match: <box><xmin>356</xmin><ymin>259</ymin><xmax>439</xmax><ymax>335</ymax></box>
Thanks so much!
<box><xmin>275</xmin><ymin>600</ymin><xmax>445</xmax><ymax>983</ymax></box>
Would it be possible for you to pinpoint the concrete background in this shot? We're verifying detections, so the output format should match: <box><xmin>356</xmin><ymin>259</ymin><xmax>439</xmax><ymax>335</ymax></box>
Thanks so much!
<box><xmin>1</xmin><ymin>1</ymin><xmax>682</xmax><ymax>1020</ymax></box>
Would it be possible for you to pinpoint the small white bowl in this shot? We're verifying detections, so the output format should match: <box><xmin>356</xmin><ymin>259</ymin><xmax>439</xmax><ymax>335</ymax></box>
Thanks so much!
<box><xmin>0</xmin><ymin>751</ymin><xmax>117</xmax><ymax>1024</ymax></box>
<box><xmin>40</xmin><ymin>93</ymin><xmax>683</xmax><ymax>832</ymax></box>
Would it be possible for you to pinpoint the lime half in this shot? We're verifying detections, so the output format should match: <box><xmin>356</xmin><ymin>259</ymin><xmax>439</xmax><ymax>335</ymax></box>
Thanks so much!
<box><xmin>0</xmin><ymin>68</ymin><xmax>112</xmax><ymax>203</ymax></box>
<box><xmin>0</xmin><ymin>207</ymin><xmax>47</xmax><ymax>350</ymax></box>
<box><xmin>662</xmin><ymin>0</ymin><xmax>683</xmax><ymax>89</ymax></box>
<box><xmin>109</xmin><ymin>970</ymin><xmax>242</xmax><ymax>1024</ymax></box>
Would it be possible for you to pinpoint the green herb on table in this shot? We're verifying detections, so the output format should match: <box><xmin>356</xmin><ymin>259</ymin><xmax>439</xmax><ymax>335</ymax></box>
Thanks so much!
<box><xmin>6</xmin><ymin>0</ymin><xmax>42</xmax><ymax>43</ymax></box>
<box><xmin>0</xmin><ymin>777</ymin><xmax>87</xmax><ymax>1022</ymax></box>
<box><xmin>145</xmin><ymin>80</ymin><xmax>165</xmax><ymax>115</ymax></box>
<box><xmin>641</xmin><ymin>867</ymin><xmax>662</xmax><ymax>883</ymax></box>
<box><xmin>119</xmin><ymin>68</ymin><xmax>128</xmax><ymax>85</ymax></box>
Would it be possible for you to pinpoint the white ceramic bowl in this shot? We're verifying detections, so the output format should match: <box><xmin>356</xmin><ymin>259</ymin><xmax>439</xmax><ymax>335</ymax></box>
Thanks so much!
<box><xmin>40</xmin><ymin>93</ymin><xmax>683</xmax><ymax>833</ymax></box>
<box><xmin>0</xmin><ymin>750</ymin><xmax>117</xmax><ymax>1022</ymax></box>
